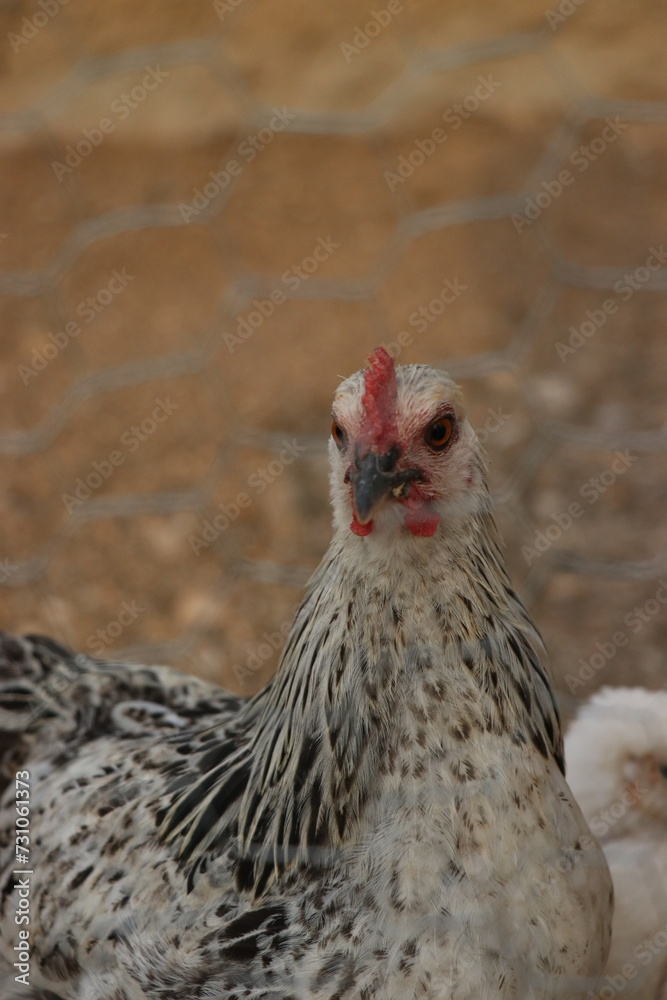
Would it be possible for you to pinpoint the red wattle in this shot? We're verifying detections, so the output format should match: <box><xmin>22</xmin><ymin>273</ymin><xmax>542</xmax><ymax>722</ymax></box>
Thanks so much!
<box><xmin>404</xmin><ymin>506</ymin><xmax>440</xmax><ymax>537</ymax></box>
<box><xmin>350</xmin><ymin>514</ymin><xmax>373</xmax><ymax>536</ymax></box>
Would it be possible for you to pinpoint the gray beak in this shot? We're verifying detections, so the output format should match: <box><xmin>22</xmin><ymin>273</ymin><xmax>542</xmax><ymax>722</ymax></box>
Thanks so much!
<box><xmin>350</xmin><ymin>450</ymin><xmax>420</xmax><ymax>525</ymax></box>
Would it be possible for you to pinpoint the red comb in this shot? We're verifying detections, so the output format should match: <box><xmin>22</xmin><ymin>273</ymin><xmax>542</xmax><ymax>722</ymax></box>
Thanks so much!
<box><xmin>360</xmin><ymin>346</ymin><xmax>397</xmax><ymax>452</ymax></box>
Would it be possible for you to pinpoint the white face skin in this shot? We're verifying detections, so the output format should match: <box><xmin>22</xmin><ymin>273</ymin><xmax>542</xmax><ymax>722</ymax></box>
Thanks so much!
<box><xmin>328</xmin><ymin>362</ymin><xmax>489</xmax><ymax>542</ymax></box>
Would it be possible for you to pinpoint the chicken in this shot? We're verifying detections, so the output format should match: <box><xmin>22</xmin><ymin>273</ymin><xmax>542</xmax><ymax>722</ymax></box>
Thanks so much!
<box><xmin>0</xmin><ymin>347</ymin><xmax>611</xmax><ymax>999</ymax></box>
<box><xmin>566</xmin><ymin>686</ymin><xmax>667</xmax><ymax>1000</ymax></box>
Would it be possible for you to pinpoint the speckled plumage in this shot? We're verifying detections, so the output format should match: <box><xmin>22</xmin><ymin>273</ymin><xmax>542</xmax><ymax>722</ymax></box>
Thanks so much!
<box><xmin>0</xmin><ymin>357</ymin><xmax>611</xmax><ymax>999</ymax></box>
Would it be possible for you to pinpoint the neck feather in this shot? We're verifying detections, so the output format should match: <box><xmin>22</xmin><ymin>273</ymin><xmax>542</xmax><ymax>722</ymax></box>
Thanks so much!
<box><xmin>160</xmin><ymin>505</ymin><xmax>563</xmax><ymax>894</ymax></box>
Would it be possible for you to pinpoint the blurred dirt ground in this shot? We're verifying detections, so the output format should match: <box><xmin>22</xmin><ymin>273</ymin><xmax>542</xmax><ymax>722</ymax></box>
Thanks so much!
<box><xmin>0</xmin><ymin>0</ymin><xmax>666</xmax><ymax>709</ymax></box>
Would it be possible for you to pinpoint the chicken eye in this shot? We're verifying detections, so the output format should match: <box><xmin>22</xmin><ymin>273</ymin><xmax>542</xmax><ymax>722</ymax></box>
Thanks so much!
<box><xmin>424</xmin><ymin>416</ymin><xmax>454</xmax><ymax>452</ymax></box>
<box><xmin>331</xmin><ymin>421</ymin><xmax>346</xmax><ymax>450</ymax></box>
<box><xmin>659</xmin><ymin>763</ymin><xmax>667</xmax><ymax>780</ymax></box>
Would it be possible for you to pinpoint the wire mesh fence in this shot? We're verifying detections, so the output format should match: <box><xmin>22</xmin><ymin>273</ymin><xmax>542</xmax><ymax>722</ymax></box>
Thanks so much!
<box><xmin>1</xmin><ymin>6</ymin><xmax>667</xmax><ymax>998</ymax></box>
<box><xmin>0</xmin><ymin>0</ymin><xmax>666</xmax><ymax>711</ymax></box>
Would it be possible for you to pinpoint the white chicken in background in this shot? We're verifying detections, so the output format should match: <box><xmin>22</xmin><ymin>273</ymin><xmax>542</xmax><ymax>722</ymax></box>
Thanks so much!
<box><xmin>566</xmin><ymin>686</ymin><xmax>667</xmax><ymax>999</ymax></box>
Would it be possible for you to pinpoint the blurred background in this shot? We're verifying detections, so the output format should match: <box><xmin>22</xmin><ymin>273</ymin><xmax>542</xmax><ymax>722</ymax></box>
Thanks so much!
<box><xmin>0</xmin><ymin>0</ymin><xmax>666</xmax><ymax>708</ymax></box>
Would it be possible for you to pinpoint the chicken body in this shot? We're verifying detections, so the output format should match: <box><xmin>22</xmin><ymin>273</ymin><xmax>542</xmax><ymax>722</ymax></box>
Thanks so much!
<box><xmin>0</xmin><ymin>353</ymin><xmax>611</xmax><ymax>999</ymax></box>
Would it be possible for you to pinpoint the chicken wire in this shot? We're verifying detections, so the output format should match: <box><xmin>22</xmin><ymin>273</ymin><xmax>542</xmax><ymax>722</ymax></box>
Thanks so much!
<box><xmin>0</xmin><ymin>2</ymin><xmax>666</xmax><ymax>711</ymax></box>
<box><xmin>1</xmin><ymin>9</ymin><xmax>667</xmax><ymax>997</ymax></box>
